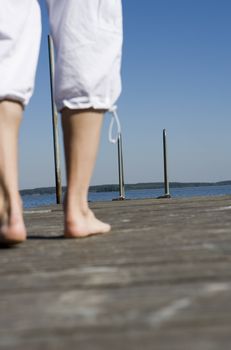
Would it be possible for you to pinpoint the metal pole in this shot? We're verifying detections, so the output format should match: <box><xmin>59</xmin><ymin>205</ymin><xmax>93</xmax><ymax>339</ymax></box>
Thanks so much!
<box><xmin>120</xmin><ymin>135</ymin><xmax>125</xmax><ymax>199</ymax></box>
<box><xmin>118</xmin><ymin>133</ymin><xmax>125</xmax><ymax>199</ymax></box>
<box><xmin>113</xmin><ymin>132</ymin><xmax>125</xmax><ymax>200</ymax></box>
<box><xmin>162</xmin><ymin>129</ymin><xmax>171</xmax><ymax>198</ymax></box>
<box><xmin>48</xmin><ymin>35</ymin><xmax>62</xmax><ymax>204</ymax></box>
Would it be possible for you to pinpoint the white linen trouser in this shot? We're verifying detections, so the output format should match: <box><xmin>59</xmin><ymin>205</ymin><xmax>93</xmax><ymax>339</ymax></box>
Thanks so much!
<box><xmin>0</xmin><ymin>0</ymin><xmax>123</xmax><ymax>111</ymax></box>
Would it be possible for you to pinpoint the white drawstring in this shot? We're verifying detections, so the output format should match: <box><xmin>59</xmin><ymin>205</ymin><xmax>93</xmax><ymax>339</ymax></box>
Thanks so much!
<box><xmin>108</xmin><ymin>106</ymin><xmax>121</xmax><ymax>144</ymax></box>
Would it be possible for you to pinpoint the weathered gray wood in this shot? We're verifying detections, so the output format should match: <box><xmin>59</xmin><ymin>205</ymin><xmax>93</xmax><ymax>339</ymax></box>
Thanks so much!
<box><xmin>1</xmin><ymin>196</ymin><xmax>231</xmax><ymax>349</ymax></box>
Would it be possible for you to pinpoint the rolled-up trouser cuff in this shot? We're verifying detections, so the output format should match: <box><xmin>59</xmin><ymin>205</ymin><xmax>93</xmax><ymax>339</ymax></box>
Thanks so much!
<box><xmin>0</xmin><ymin>93</ymin><xmax>27</xmax><ymax>106</ymax></box>
<box><xmin>57</xmin><ymin>94</ymin><xmax>122</xmax><ymax>113</ymax></box>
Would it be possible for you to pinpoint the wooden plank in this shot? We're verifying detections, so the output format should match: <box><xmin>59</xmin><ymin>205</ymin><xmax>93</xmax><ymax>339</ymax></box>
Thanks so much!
<box><xmin>1</xmin><ymin>196</ymin><xmax>231</xmax><ymax>349</ymax></box>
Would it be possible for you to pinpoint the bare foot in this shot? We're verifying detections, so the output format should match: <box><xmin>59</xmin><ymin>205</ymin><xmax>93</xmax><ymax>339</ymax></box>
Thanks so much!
<box><xmin>64</xmin><ymin>208</ymin><xmax>111</xmax><ymax>238</ymax></box>
<box><xmin>0</xmin><ymin>178</ymin><xmax>26</xmax><ymax>245</ymax></box>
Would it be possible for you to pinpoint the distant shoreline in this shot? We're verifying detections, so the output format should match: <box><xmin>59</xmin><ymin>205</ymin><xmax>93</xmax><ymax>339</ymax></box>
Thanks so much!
<box><xmin>20</xmin><ymin>181</ymin><xmax>231</xmax><ymax>196</ymax></box>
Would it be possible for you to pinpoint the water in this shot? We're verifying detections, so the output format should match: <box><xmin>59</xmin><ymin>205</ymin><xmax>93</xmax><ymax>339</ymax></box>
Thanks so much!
<box><xmin>22</xmin><ymin>184</ymin><xmax>231</xmax><ymax>209</ymax></box>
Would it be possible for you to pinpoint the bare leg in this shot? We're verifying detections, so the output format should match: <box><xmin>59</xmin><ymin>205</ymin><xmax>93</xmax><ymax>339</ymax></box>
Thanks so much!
<box><xmin>62</xmin><ymin>108</ymin><xmax>111</xmax><ymax>238</ymax></box>
<box><xmin>0</xmin><ymin>101</ymin><xmax>26</xmax><ymax>244</ymax></box>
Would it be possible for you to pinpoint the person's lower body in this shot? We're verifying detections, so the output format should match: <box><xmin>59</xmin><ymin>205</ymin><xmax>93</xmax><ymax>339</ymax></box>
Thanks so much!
<box><xmin>0</xmin><ymin>0</ymin><xmax>123</xmax><ymax>243</ymax></box>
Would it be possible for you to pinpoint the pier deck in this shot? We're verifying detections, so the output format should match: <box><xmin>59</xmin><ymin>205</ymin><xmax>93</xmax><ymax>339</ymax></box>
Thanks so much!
<box><xmin>1</xmin><ymin>195</ymin><xmax>231</xmax><ymax>349</ymax></box>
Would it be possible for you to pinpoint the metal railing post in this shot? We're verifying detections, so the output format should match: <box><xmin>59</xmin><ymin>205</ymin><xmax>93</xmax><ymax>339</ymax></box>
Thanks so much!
<box><xmin>48</xmin><ymin>35</ymin><xmax>62</xmax><ymax>204</ymax></box>
<box><xmin>118</xmin><ymin>133</ymin><xmax>125</xmax><ymax>199</ymax></box>
<box><xmin>113</xmin><ymin>132</ymin><xmax>125</xmax><ymax>200</ymax></box>
<box><xmin>163</xmin><ymin>129</ymin><xmax>170</xmax><ymax>196</ymax></box>
<box><xmin>158</xmin><ymin>129</ymin><xmax>171</xmax><ymax>199</ymax></box>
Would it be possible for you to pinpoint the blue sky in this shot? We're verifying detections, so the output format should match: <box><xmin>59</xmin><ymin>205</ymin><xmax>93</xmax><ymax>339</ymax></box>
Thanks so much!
<box><xmin>19</xmin><ymin>0</ymin><xmax>231</xmax><ymax>189</ymax></box>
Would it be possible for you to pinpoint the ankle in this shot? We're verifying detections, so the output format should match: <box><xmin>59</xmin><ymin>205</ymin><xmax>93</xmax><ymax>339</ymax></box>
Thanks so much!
<box><xmin>7</xmin><ymin>192</ymin><xmax>23</xmax><ymax>217</ymax></box>
<box><xmin>64</xmin><ymin>193</ymin><xmax>89</xmax><ymax>218</ymax></box>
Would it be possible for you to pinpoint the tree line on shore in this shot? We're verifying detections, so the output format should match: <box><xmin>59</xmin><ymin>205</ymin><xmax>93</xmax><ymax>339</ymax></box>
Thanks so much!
<box><xmin>20</xmin><ymin>180</ymin><xmax>231</xmax><ymax>196</ymax></box>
